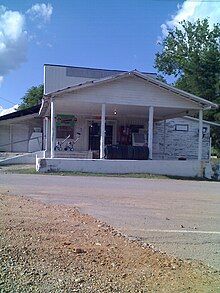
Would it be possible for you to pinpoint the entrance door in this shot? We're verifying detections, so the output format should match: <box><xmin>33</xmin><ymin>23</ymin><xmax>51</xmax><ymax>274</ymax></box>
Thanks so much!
<box><xmin>89</xmin><ymin>122</ymin><xmax>113</xmax><ymax>150</ymax></box>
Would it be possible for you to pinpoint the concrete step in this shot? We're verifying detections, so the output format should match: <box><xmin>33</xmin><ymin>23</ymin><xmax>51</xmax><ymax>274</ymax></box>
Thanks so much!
<box><xmin>54</xmin><ymin>151</ymin><xmax>93</xmax><ymax>159</ymax></box>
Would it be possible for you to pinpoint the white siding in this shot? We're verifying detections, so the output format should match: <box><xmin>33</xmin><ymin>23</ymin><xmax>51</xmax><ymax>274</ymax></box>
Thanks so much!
<box><xmin>59</xmin><ymin>76</ymin><xmax>201</xmax><ymax>109</ymax></box>
<box><xmin>0</xmin><ymin>125</ymin><xmax>10</xmax><ymax>151</ymax></box>
<box><xmin>0</xmin><ymin>118</ymin><xmax>42</xmax><ymax>153</ymax></box>
<box><xmin>11</xmin><ymin>124</ymin><xmax>30</xmax><ymax>152</ymax></box>
<box><xmin>44</xmin><ymin>66</ymin><xmax>94</xmax><ymax>94</ymax></box>
<box><xmin>44</xmin><ymin>65</ymin><xmax>157</xmax><ymax>95</ymax></box>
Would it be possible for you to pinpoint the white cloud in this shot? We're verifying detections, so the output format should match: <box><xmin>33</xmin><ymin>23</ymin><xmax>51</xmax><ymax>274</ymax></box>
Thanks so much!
<box><xmin>161</xmin><ymin>0</ymin><xmax>220</xmax><ymax>37</ymax></box>
<box><xmin>0</xmin><ymin>104</ymin><xmax>18</xmax><ymax>116</ymax></box>
<box><xmin>0</xmin><ymin>6</ymin><xmax>27</xmax><ymax>78</ymax></box>
<box><xmin>0</xmin><ymin>3</ymin><xmax>53</xmax><ymax>84</ymax></box>
<box><xmin>27</xmin><ymin>3</ymin><xmax>53</xmax><ymax>24</ymax></box>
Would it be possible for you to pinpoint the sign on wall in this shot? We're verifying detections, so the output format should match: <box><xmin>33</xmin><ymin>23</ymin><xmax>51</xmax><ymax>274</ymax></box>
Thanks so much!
<box><xmin>56</xmin><ymin>114</ymin><xmax>77</xmax><ymax>127</ymax></box>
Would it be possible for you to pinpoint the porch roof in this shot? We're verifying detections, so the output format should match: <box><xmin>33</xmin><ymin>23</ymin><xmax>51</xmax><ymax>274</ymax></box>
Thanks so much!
<box><xmin>43</xmin><ymin>70</ymin><xmax>218</xmax><ymax>110</ymax></box>
<box><xmin>39</xmin><ymin>70</ymin><xmax>218</xmax><ymax>121</ymax></box>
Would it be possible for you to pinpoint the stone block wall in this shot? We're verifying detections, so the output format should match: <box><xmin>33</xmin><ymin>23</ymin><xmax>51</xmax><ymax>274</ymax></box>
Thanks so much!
<box><xmin>153</xmin><ymin>117</ymin><xmax>210</xmax><ymax>160</ymax></box>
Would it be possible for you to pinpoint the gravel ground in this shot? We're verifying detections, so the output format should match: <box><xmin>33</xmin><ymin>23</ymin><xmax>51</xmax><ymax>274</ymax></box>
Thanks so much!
<box><xmin>1</xmin><ymin>170</ymin><xmax>219</xmax><ymax>270</ymax></box>
<box><xmin>0</xmin><ymin>194</ymin><xmax>219</xmax><ymax>292</ymax></box>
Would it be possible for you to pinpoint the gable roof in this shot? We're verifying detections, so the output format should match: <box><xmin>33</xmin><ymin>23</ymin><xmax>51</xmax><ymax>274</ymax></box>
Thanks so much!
<box><xmin>44</xmin><ymin>70</ymin><xmax>218</xmax><ymax>110</ymax></box>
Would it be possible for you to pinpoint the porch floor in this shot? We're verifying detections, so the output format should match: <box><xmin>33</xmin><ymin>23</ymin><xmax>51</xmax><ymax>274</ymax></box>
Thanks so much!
<box><xmin>36</xmin><ymin>158</ymin><xmax>203</xmax><ymax>178</ymax></box>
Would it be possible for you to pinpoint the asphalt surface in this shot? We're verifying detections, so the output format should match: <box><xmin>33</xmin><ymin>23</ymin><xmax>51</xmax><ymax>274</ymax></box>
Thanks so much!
<box><xmin>0</xmin><ymin>172</ymin><xmax>220</xmax><ymax>269</ymax></box>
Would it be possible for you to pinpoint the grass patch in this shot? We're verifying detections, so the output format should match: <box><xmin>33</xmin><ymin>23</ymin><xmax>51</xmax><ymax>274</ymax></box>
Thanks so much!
<box><xmin>8</xmin><ymin>167</ymin><xmax>37</xmax><ymax>174</ymax></box>
<box><xmin>48</xmin><ymin>171</ymin><xmax>169</xmax><ymax>179</ymax></box>
<box><xmin>6</xmin><ymin>167</ymin><xmax>168</xmax><ymax>179</ymax></box>
<box><xmin>3</xmin><ymin>166</ymin><xmax>215</xmax><ymax>181</ymax></box>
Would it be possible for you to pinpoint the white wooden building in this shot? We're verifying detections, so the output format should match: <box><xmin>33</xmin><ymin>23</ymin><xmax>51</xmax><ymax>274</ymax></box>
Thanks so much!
<box><xmin>37</xmin><ymin>64</ymin><xmax>218</xmax><ymax>176</ymax></box>
<box><xmin>0</xmin><ymin>64</ymin><xmax>219</xmax><ymax>177</ymax></box>
<box><xmin>0</xmin><ymin>105</ymin><xmax>42</xmax><ymax>153</ymax></box>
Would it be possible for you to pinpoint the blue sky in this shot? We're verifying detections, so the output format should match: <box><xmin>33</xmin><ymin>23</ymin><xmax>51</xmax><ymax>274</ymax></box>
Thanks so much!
<box><xmin>0</xmin><ymin>0</ymin><xmax>219</xmax><ymax>112</ymax></box>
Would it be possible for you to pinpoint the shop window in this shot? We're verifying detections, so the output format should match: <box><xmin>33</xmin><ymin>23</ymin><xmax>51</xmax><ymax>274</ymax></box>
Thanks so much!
<box><xmin>56</xmin><ymin>125</ymin><xmax>74</xmax><ymax>139</ymax></box>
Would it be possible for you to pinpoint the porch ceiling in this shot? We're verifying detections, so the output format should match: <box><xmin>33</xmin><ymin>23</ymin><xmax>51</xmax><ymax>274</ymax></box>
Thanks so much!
<box><xmin>54</xmin><ymin>100</ymin><xmax>196</xmax><ymax>120</ymax></box>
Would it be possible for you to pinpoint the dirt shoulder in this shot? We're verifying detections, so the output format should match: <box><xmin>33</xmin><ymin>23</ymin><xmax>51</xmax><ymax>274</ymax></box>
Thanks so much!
<box><xmin>0</xmin><ymin>194</ymin><xmax>219</xmax><ymax>292</ymax></box>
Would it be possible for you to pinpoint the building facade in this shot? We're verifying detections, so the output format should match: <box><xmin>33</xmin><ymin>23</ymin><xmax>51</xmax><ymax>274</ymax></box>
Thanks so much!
<box><xmin>0</xmin><ymin>64</ymin><xmax>219</xmax><ymax>176</ymax></box>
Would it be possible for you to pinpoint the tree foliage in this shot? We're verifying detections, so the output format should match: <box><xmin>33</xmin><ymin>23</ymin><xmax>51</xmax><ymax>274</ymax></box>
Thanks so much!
<box><xmin>155</xmin><ymin>19</ymin><xmax>220</xmax><ymax>154</ymax></box>
<box><xmin>19</xmin><ymin>84</ymin><xmax>44</xmax><ymax>110</ymax></box>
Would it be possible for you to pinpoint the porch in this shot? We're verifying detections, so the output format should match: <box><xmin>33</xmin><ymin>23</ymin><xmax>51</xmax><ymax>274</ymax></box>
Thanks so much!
<box><xmin>42</xmin><ymin>101</ymin><xmax>204</xmax><ymax>161</ymax></box>
<box><xmin>38</xmin><ymin>71</ymin><xmax>217</xmax><ymax>175</ymax></box>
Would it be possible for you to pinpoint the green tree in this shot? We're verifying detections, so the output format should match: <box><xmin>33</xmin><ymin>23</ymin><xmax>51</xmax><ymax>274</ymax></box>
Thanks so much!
<box><xmin>19</xmin><ymin>84</ymin><xmax>44</xmax><ymax>110</ymax></box>
<box><xmin>155</xmin><ymin>19</ymin><xmax>220</xmax><ymax>154</ymax></box>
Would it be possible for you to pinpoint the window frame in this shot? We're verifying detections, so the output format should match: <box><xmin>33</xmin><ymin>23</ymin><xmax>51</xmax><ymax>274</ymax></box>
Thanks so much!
<box><xmin>174</xmin><ymin>124</ymin><xmax>189</xmax><ymax>132</ymax></box>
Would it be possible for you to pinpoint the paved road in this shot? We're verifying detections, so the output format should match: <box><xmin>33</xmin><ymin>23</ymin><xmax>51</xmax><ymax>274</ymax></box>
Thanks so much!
<box><xmin>0</xmin><ymin>173</ymin><xmax>220</xmax><ymax>269</ymax></box>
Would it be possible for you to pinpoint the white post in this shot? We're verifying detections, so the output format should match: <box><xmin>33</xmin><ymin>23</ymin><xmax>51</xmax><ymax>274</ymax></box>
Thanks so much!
<box><xmin>198</xmin><ymin>109</ymin><xmax>203</xmax><ymax>161</ymax></box>
<box><xmin>148</xmin><ymin>106</ymin><xmax>154</xmax><ymax>160</ymax></box>
<box><xmin>163</xmin><ymin>119</ymin><xmax>166</xmax><ymax>160</ymax></box>
<box><xmin>43</xmin><ymin>118</ymin><xmax>46</xmax><ymax>149</ymax></box>
<box><xmin>100</xmin><ymin>104</ymin><xmax>106</xmax><ymax>159</ymax></box>
<box><xmin>50</xmin><ymin>98</ymin><xmax>56</xmax><ymax>158</ymax></box>
<box><xmin>43</xmin><ymin>117</ymin><xmax>49</xmax><ymax>157</ymax></box>
<box><xmin>45</xmin><ymin>117</ymin><xmax>49</xmax><ymax>151</ymax></box>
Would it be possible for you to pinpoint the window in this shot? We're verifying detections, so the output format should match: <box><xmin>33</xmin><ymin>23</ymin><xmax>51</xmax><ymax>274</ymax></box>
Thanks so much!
<box><xmin>175</xmin><ymin>124</ymin><xmax>189</xmax><ymax>131</ymax></box>
<box><xmin>56</xmin><ymin>125</ymin><xmax>74</xmax><ymax>139</ymax></box>
<box><xmin>56</xmin><ymin>114</ymin><xmax>76</xmax><ymax>139</ymax></box>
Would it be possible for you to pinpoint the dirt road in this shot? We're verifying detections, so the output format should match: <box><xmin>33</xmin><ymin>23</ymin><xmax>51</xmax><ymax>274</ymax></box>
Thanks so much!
<box><xmin>1</xmin><ymin>171</ymin><xmax>219</xmax><ymax>270</ymax></box>
<box><xmin>1</xmin><ymin>194</ymin><xmax>219</xmax><ymax>292</ymax></box>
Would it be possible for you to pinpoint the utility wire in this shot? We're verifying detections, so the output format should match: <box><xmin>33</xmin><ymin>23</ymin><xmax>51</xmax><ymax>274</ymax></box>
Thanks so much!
<box><xmin>0</xmin><ymin>96</ymin><xmax>18</xmax><ymax>106</ymax></box>
<box><xmin>0</xmin><ymin>96</ymin><xmax>42</xmax><ymax>117</ymax></box>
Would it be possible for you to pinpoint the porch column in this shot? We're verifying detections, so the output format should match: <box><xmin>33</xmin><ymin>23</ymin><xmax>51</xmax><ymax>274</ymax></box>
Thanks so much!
<box><xmin>198</xmin><ymin>109</ymin><xmax>203</xmax><ymax>160</ymax></box>
<box><xmin>43</xmin><ymin>117</ymin><xmax>49</xmax><ymax>157</ymax></box>
<box><xmin>50</xmin><ymin>98</ymin><xmax>56</xmax><ymax>158</ymax></box>
<box><xmin>148</xmin><ymin>106</ymin><xmax>154</xmax><ymax>160</ymax></box>
<box><xmin>100</xmin><ymin>103</ymin><xmax>106</xmax><ymax>159</ymax></box>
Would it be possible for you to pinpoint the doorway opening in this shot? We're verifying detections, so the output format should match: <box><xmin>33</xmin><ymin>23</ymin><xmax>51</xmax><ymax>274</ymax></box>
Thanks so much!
<box><xmin>88</xmin><ymin>122</ymin><xmax>113</xmax><ymax>151</ymax></box>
